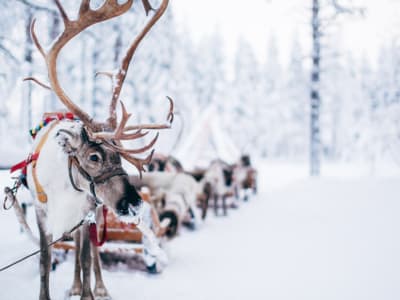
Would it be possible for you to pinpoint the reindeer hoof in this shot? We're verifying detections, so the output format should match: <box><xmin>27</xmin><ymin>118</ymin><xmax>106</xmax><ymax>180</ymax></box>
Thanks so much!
<box><xmin>95</xmin><ymin>296</ymin><xmax>112</xmax><ymax>300</ymax></box>
<box><xmin>94</xmin><ymin>286</ymin><xmax>112</xmax><ymax>300</ymax></box>
<box><xmin>67</xmin><ymin>285</ymin><xmax>82</xmax><ymax>298</ymax></box>
<box><xmin>146</xmin><ymin>262</ymin><xmax>164</xmax><ymax>274</ymax></box>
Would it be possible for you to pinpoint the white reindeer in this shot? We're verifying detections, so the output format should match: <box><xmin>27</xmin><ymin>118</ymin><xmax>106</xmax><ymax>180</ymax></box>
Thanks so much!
<box><xmin>10</xmin><ymin>1</ymin><xmax>172</xmax><ymax>299</ymax></box>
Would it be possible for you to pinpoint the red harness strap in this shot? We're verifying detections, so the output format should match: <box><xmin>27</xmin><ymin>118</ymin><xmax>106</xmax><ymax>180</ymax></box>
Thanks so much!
<box><xmin>10</xmin><ymin>153</ymin><xmax>40</xmax><ymax>175</ymax></box>
<box><xmin>89</xmin><ymin>206</ymin><xmax>108</xmax><ymax>247</ymax></box>
<box><xmin>11</xmin><ymin>112</ymin><xmax>76</xmax><ymax>174</ymax></box>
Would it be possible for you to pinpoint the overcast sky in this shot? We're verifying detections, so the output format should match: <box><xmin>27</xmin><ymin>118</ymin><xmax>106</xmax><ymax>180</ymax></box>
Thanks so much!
<box><xmin>171</xmin><ymin>0</ymin><xmax>400</xmax><ymax>67</ymax></box>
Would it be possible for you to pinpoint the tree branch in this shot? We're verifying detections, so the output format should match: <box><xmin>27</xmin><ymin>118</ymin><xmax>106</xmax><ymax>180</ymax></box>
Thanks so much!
<box><xmin>331</xmin><ymin>0</ymin><xmax>365</xmax><ymax>16</ymax></box>
<box><xmin>0</xmin><ymin>45</ymin><xmax>19</xmax><ymax>64</ymax></box>
<box><xmin>16</xmin><ymin>0</ymin><xmax>57</xmax><ymax>13</ymax></box>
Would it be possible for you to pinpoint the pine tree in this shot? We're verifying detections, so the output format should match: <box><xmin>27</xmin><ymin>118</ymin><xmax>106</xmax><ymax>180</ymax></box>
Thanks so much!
<box><xmin>231</xmin><ymin>37</ymin><xmax>262</xmax><ymax>154</ymax></box>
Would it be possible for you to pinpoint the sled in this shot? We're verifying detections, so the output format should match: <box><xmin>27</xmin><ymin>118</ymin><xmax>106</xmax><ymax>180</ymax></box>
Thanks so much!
<box><xmin>148</xmin><ymin>192</ymin><xmax>185</xmax><ymax>238</ymax></box>
<box><xmin>148</xmin><ymin>186</ymin><xmax>206</xmax><ymax>238</ymax></box>
<box><xmin>52</xmin><ymin>207</ymin><xmax>170</xmax><ymax>252</ymax></box>
<box><xmin>52</xmin><ymin>191</ymin><xmax>170</xmax><ymax>270</ymax></box>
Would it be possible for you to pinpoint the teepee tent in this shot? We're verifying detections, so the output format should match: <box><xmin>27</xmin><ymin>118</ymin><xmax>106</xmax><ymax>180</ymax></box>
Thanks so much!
<box><xmin>175</xmin><ymin>105</ymin><xmax>239</xmax><ymax>169</ymax></box>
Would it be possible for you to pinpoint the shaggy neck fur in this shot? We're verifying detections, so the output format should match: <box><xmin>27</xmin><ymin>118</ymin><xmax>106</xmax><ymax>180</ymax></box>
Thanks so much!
<box><xmin>27</xmin><ymin>120</ymin><xmax>91</xmax><ymax>238</ymax></box>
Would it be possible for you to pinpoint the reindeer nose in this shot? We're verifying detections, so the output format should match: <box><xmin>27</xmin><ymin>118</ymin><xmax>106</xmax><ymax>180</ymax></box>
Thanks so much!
<box><xmin>115</xmin><ymin>179</ymin><xmax>142</xmax><ymax>216</ymax></box>
<box><xmin>124</xmin><ymin>180</ymin><xmax>142</xmax><ymax>207</ymax></box>
<box><xmin>116</xmin><ymin>197</ymin><xmax>130</xmax><ymax>215</ymax></box>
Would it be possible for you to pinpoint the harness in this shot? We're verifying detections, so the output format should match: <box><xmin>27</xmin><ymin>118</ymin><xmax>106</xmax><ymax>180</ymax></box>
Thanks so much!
<box><xmin>10</xmin><ymin>119</ymin><xmax>63</xmax><ymax>202</ymax></box>
<box><xmin>11</xmin><ymin>113</ymin><xmax>77</xmax><ymax>201</ymax></box>
<box><xmin>68</xmin><ymin>155</ymin><xmax>127</xmax><ymax>205</ymax></box>
<box><xmin>65</xmin><ymin>155</ymin><xmax>128</xmax><ymax>247</ymax></box>
<box><xmin>8</xmin><ymin>112</ymin><xmax>135</xmax><ymax>248</ymax></box>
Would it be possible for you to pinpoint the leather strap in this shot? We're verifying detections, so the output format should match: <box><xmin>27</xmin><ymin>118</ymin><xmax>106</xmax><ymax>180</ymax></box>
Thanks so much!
<box><xmin>31</xmin><ymin>121</ymin><xmax>60</xmax><ymax>203</ymax></box>
<box><xmin>68</xmin><ymin>157</ymin><xmax>84</xmax><ymax>192</ymax></box>
<box><xmin>68</xmin><ymin>155</ymin><xmax>127</xmax><ymax>205</ymax></box>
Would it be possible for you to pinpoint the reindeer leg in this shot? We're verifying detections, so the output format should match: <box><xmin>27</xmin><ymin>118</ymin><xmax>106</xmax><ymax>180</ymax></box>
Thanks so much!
<box><xmin>222</xmin><ymin>195</ymin><xmax>227</xmax><ymax>216</ymax></box>
<box><xmin>234</xmin><ymin>185</ymin><xmax>239</xmax><ymax>200</ymax></box>
<box><xmin>253</xmin><ymin>178</ymin><xmax>258</xmax><ymax>195</ymax></box>
<box><xmin>188</xmin><ymin>202</ymin><xmax>201</xmax><ymax>228</ymax></box>
<box><xmin>36</xmin><ymin>212</ymin><xmax>52</xmax><ymax>300</ymax></box>
<box><xmin>201</xmin><ymin>183</ymin><xmax>211</xmax><ymax>220</ymax></box>
<box><xmin>80</xmin><ymin>223</ymin><xmax>94</xmax><ymax>300</ymax></box>
<box><xmin>213</xmin><ymin>194</ymin><xmax>218</xmax><ymax>216</ymax></box>
<box><xmin>244</xmin><ymin>189</ymin><xmax>249</xmax><ymax>202</ymax></box>
<box><xmin>201</xmin><ymin>195</ymin><xmax>208</xmax><ymax>220</ymax></box>
<box><xmin>68</xmin><ymin>230</ymin><xmax>82</xmax><ymax>297</ymax></box>
<box><xmin>92</xmin><ymin>245</ymin><xmax>111</xmax><ymax>300</ymax></box>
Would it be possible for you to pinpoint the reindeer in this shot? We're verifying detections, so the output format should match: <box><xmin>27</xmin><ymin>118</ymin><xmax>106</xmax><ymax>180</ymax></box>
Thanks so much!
<box><xmin>148</xmin><ymin>154</ymin><xmax>184</xmax><ymax>173</ymax></box>
<box><xmin>13</xmin><ymin>1</ymin><xmax>172</xmax><ymax>299</ymax></box>
<box><xmin>146</xmin><ymin>155</ymin><xmax>232</xmax><ymax>220</ymax></box>
<box><xmin>197</xmin><ymin>159</ymin><xmax>236</xmax><ymax>217</ymax></box>
<box><xmin>232</xmin><ymin>154</ymin><xmax>258</xmax><ymax>201</ymax></box>
<box><xmin>129</xmin><ymin>171</ymin><xmax>202</xmax><ymax>237</ymax></box>
<box><xmin>144</xmin><ymin>154</ymin><xmax>213</xmax><ymax>222</ymax></box>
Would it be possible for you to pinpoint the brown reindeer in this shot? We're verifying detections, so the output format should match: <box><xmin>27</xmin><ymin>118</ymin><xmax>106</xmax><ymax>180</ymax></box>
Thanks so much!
<box><xmin>19</xmin><ymin>0</ymin><xmax>172</xmax><ymax>299</ymax></box>
<box><xmin>232</xmin><ymin>154</ymin><xmax>258</xmax><ymax>201</ymax></box>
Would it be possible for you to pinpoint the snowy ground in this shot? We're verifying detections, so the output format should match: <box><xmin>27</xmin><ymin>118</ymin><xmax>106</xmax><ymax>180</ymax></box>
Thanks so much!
<box><xmin>0</xmin><ymin>162</ymin><xmax>400</xmax><ymax>300</ymax></box>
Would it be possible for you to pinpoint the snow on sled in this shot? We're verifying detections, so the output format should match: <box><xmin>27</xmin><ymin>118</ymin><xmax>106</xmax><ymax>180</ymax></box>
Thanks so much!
<box><xmin>150</xmin><ymin>189</ymin><xmax>201</xmax><ymax>238</ymax></box>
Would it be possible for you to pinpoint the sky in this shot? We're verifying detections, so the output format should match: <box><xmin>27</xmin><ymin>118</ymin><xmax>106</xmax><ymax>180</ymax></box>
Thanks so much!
<box><xmin>171</xmin><ymin>0</ymin><xmax>400</xmax><ymax>67</ymax></box>
<box><xmin>26</xmin><ymin>0</ymin><xmax>400</xmax><ymax>67</ymax></box>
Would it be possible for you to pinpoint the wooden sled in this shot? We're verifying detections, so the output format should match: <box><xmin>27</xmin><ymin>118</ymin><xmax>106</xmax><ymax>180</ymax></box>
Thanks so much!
<box><xmin>53</xmin><ymin>191</ymin><xmax>170</xmax><ymax>271</ymax></box>
<box><xmin>149</xmin><ymin>190</ymin><xmax>202</xmax><ymax>238</ymax></box>
<box><xmin>148</xmin><ymin>192</ymin><xmax>183</xmax><ymax>239</ymax></box>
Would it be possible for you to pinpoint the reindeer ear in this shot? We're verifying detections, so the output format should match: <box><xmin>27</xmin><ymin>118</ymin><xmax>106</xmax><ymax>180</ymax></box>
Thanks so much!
<box><xmin>55</xmin><ymin>128</ymin><xmax>81</xmax><ymax>155</ymax></box>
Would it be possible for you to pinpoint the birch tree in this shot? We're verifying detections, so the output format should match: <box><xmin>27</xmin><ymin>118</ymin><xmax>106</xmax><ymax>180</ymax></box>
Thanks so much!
<box><xmin>309</xmin><ymin>0</ymin><xmax>364</xmax><ymax>176</ymax></box>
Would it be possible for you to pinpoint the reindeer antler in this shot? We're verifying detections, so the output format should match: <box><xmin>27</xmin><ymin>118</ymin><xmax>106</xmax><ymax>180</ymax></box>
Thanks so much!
<box><xmin>31</xmin><ymin>0</ymin><xmax>135</xmax><ymax>131</ymax></box>
<box><xmin>90</xmin><ymin>98</ymin><xmax>173</xmax><ymax>177</ymax></box>
<box><xmin>30</xmin><ymin>0</ymin><xmax>173</xmax><ymax>175</ymax></box>
<box><xmin>90</xmin><ymin>99</ymin><xmax>173</xmax><ymax>141</ymax></box>
<box><xmin>107</xmin><ymin>0</ymin><xmax>169</xmax><ymax>129</ymax></box>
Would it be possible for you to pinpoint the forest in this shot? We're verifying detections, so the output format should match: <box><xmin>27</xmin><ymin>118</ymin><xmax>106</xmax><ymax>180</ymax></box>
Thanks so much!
<box><xmin>1</xmin><ymin>0</ymin><xmax>399</xmax><ymax>175</ymax></box>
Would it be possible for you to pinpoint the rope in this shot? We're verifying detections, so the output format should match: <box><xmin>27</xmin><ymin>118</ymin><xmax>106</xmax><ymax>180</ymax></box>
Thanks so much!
<box><xmin>3</xmin><ymin>179</ymin><xmax>21</xmax><ymax>210</ymax></box>
<box><xmin>0</xmin><ymin>219</ymin><xmax>84</xmax><ymax>272</ymax></box>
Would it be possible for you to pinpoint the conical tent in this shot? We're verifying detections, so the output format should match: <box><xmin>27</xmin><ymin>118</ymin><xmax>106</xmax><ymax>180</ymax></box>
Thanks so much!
<box><xmin>175</xmin><ymin>105</ymin><xmax>239</xmax><ymax>169</ymax></box>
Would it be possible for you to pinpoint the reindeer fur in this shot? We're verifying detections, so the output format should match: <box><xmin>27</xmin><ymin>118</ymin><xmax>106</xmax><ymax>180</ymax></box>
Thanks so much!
<box><xmin>130</xmin><ymin>172</ymin><xmax>202</xmax><ymax>228</ymax></box>
<box><xmin>26</xmin><ymin>120</ymin><xmax>141</xmax><ymax>300</ymax></box>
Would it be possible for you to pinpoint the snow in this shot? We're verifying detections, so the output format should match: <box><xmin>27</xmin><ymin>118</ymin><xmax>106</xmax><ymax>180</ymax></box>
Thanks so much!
<box><xmin>0</xmin><ymin>147</ymin><xmax>29</xmax><ymax>169</ymax></box>
<box><xmin>0</xmin><ymin>163</ymin><xmax>400</xmax><ymax>300</ymax></box>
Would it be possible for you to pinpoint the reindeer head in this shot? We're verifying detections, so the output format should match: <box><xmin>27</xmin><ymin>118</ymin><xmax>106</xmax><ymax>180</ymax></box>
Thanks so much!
<box><xmin>29</xmin><ymin>0</ymin><xmax>172</xmax><ymax>217</ymax></box>
<box><xmin>53</xmin><ymin>121</ymin><xmax>141</xmax><ymax>216</ymax></box>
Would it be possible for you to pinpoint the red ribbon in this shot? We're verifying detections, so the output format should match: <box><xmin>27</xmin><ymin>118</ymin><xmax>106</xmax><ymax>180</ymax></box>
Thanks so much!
<box><xmin>89</xmin><ymin>206</ymin><xmax>108</xmax><ymax>247</ymax></box>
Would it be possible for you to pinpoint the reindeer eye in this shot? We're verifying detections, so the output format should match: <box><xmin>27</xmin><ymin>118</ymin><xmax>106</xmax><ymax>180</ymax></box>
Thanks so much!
<box><xmin>89</xmin><ymin>153</ymin><xmax>101</xmax><ymax>162</ymax></box>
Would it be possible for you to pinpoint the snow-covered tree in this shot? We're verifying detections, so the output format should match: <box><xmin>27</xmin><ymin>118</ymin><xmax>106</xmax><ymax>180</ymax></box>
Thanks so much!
<box><xmin>192</xmin><ymin>30</ymin><xmax>226</xmax><ymax>110</ymax></box>
<box><xmin>281</xmin><ymin>35</ymin><xmax>308</xmax><ymax>159</ymax></box>
<box><xmin>229</xmin><ymin>37</ymin><xmax>262</xmax><ymax>155</ymax></box>
<box><xmin>308</xmin><ymin>0</ymin><xmax>365</xmax><ymax>176</ymax></box>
